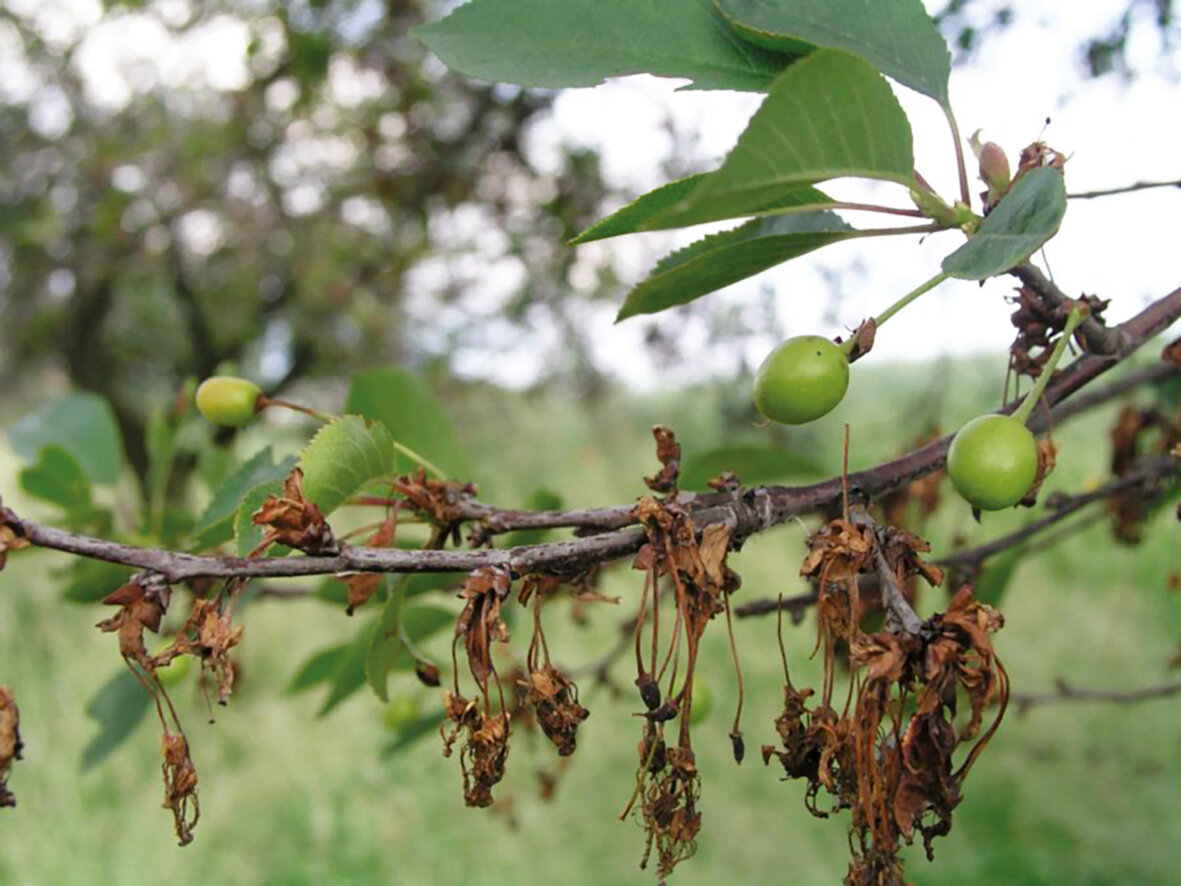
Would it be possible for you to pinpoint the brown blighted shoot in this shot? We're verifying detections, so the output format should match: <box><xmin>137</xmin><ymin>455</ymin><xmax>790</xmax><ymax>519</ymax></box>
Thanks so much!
<box><xmin>251</xmin><ymin>467</ymin><xmax>340</xmax><ymax>555</ymax></box>
<box><xmin>520</xmin><ymin>574</ymin><xmax>589</xmax><ymax>757</ymax></box>
<box><xmin>161</xmin><ymin>730</ymin><xmax>200</xmax><ymax>846</ymax></box>
<box><xmin>0</xmin><ymin>686</ymin><xmax>22</xmax><ymax>809</ymax></box>
<box><xmin>624</xmin><ymin>490</ymin><xmax>738</xmax><ymax>880</ymax></box>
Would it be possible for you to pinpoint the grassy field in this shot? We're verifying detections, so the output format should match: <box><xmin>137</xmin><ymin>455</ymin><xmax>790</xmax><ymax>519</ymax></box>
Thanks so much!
<box><xmin>1</xmin><ymin>355</ymin><xmax>1177</xmax><ymax>886</ymax></box>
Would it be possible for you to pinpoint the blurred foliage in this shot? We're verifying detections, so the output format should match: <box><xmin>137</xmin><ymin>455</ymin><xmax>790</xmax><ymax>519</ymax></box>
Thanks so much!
<box><xmin>0</xmin><ymin>0</ymin><xmax>621</xmax><ymax>489</ymax></box>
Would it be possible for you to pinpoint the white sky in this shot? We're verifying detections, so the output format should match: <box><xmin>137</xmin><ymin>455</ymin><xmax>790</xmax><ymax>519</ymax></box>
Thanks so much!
<box><xmin>5</xmin><ymin>0</ymin><xmax>1178</xmax><ymax>390</ymax></box>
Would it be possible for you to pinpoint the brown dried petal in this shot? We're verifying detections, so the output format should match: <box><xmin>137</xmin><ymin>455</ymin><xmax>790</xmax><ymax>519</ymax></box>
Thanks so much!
<box><xmin>161</xmin><ymin>730</ymin><xmax>199</xmax><ymax>846</ymax></box>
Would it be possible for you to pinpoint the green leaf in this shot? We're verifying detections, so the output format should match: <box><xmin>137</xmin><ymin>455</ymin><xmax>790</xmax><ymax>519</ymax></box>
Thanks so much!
<box><xmin>573</xmin><ymin>173</ymin><xmax>832</xmax><ymax>243</ymax></box>
<box><xmin>298</xmin><ymin>415</ymin><xmax>398</xmax><ymax>517</ymax></box>
<box><xmin>10</xmin><ymin>392</ymin><xmax>124</xmax><ymax>484</ymax></box>
<box><xmin>617</xmin><ymin>211</ymin><xmax>857</xmax><ymax>321</ymax></box>
<box><xmin>81</xmin><ymin>668</ymin><xmax>151</xmax><ymax>770</ymax></box>
<box><xmin>59</xmin><ymin>557</ymin><xmax>135</xmax><ymax>604</ymax></box>
<box><xmin>367</xmin><ymin>595</ymin><xmax>454</xmax><ymax>703</ymax></box>
<box><xmin>652</xmin><ymin>49</ymin><xmax>914</xmax><ymax>230</ymax></box>
<box><xmin>416</xmin><ymin>0</ymin><xmax>790</xmax><ymax>93</ymax></box>
<box><xmin>288</xmin><ymin>643</ymin><xmax>351</xmax><ymax>693</ymax></box>
<box><xmin>715</xmin><ymin>0</ymin><xmax>951</xmax><ymax>104</ymax></box>
<box><xmin>191</xmin><ymin>448</ymin><xmax>297</xmax><ymax>550</ymax></box>
<box><xmin>942</xmin><ymin>168</ymin><xmax>1067</xmax><ymax>280</ymax></box>
<box><xmin>232</xmin><ymin>480</ymin><xmax>284</xmax><ymax>557</ymax></box>
<box><xmin>381</xmin><ymin>711</ymin><xmax>449</xmax><ymax>759</ymax></box>
<box><xmin>19</xmin><ymin>444</ymin><xmax>92</xmax><ymax>512</ymax></box>
<box><xmin>680</xmin><ymin>445</ymin><xmax>825</xmax><ymax>490</ymax></box>
<box><xmin>346</xmin><ymin>367</ymin><xmax>470</xmax><ymax>479</ymax></box>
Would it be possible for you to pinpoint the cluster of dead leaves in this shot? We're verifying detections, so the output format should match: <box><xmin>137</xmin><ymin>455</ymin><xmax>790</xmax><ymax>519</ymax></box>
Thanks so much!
<box><xmin>767</xmin><ymin>514</ymin><xmax>1007</xmax><ymax>886</ymax></box>
<box><xmin>0</xmin><ymin>686</ymin><xmax>21</xmax><ymax>809</ymax></box>
<box><xmin>251</xmin><ymin>468</ymin><xmax>340</xmax><ymax>555</ymax></box>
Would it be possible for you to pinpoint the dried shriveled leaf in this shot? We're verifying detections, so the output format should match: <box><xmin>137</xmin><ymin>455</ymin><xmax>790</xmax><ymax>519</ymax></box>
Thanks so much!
<box><xmin>0</xmin><ymin>686</ymin><xmax>21</xmax><ymax>809</ymax></box>
<box><xmin>251</xmin><ymin>467</ymin><xmax>340</xmax><ymax>555</ymax></box>
<box><xmin>161</xmin><ymin>730</ymin><xmax>199</xmax><ymax>846</ymax></box>
<box><xmin>644</xmin><ymin>426</ymin><xmax>681</xmax><ymax>494</ymax></box>
<box><xmin>341</xmin><ymin>516</ymin><xmax>397</xmax><ymax>614</ymax></box>
<box><xmin>96</xmin><ymin>573</ymin><xmax>172</xmax><ymax>664</ymax></box>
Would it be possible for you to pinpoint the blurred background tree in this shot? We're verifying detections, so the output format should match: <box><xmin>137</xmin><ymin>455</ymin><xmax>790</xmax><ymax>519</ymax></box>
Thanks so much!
<box><xmin>0</xmin><ymin>0</ymin><xmax>625</xmax><ymax>489</ymax></box>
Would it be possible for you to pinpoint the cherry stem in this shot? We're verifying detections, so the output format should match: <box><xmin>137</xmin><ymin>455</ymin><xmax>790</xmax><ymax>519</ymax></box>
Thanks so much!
<box><xmin>1012</xmin><ymin>306</ymin><xmax>1086</xmax><ymax>426</ymax></box>
<box><xmin>824</xmin><ymin>201</ymin><xmax>927</xmax><ymax>219</ymax></box>
<box><xmin>259</xmin><ymin>397</ymin><xmax>449</xmax><ymax>480</ymax></box>
<box><xmin>944</xmin><ymin>104</ymin><xmax>972</xmax><ymax>208</ymax></box>
<box><xmin>258</xmin><ymin>396</ymin><xmax>336</xmax><ymax>424</ymax></box>
<box><xmin>841</xmin><ymin>271</ymin><xmax>949</xmax><ymax>356</ymax></box>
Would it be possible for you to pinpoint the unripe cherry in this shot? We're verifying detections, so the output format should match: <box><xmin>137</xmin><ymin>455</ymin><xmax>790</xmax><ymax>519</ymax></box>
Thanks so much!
<box><xmin>195</xmin><ymin>376</ymin><xmax>262</xmax><ymax>428</ymax></box>
<box><xmin>947</xmin><ymin>414</ymin><xmax>1038</xmax><ymax>511</ymax></box>
<box><xmin>753</xmin><ymin>335</ymin><xmax>849</xmax><ymax>425</ymax></box>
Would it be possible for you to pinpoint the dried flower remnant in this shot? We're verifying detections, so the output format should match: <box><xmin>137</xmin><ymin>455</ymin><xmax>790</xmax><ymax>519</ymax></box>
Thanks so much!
<box><xmin>442</xmin><ymin>566</ymin><xmax>515</xmax><ymax>808</ymax></box>
<box><xmin>520</xmin><ymin>574</ymin><xmax>589</xmax><ymax>756</ymax></box>
<box><xmin>440</xmin><ymin>691</ymin><xmax>511</xmax><ymax>808</ymax></box>
<box><xmin>0</xmin><ymin>686</ymin><xmax>22</xmax><ymax>809</ymax></box>
<box><xmin>161</xmin><ymin>730</ymin><xmax>199</xmax><ymax>846</ymax></box>
<box><xmin>97</xmin><ymin>573</ymin><xmax>172</xmax><ymax>665</ymax></box>
<box><xmin>644</xmin><ymin>425</ymin><xmax>682</xmax><ymax>495</ymax></box>
<box><xmin>168</xmin><ymin>597</ymin><xmax>245</xmax><ymax>707</ymax></box>
<box><xmin>251</xmin><ymin>468</ymin><xmax>340</xmax><ymax>555</ymax></box>
<box><xmin>395</xmin><ymin>468</ymin><xmax>479</xmax><ymax>547</ymax></box>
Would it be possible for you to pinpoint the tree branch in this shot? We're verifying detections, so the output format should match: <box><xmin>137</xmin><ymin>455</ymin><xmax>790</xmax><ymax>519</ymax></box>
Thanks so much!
<box><xmin>3</xmin><ymin>287</ymin><xmax>1178</xmax><ymax>586</ymax></box>
<box><xmin>1067</xmin><ymin>179</ymin><xmax>1181</xmax><ymax>200</ymax></box>
<box><xmin>1011</xmin><ymin>678</ymin><xmax>1181</xmax><ymax>714</ymax></box>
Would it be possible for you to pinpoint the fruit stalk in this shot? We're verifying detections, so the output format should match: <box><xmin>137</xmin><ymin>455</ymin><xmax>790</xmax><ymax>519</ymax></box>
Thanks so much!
<box><xmin>1012</xmin><ymin>306</ymin><xmax>1086</xmax><ymax>425</ymax></box>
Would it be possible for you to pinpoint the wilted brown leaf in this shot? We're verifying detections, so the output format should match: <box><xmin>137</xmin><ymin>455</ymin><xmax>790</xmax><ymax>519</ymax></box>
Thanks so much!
<box><xmin>161</xmin><ymin>729</ymin><xmax>199</xmax><ymax>846</ymax></box>
<box><xmin>0</xmin><ymin>686</ymin><xmax>21</xmax><ymax>809</ymax></box>
<box><xmin>252</xmin><ymin>467</ymin><xmax>340</xmax><ymax>555</ymax></box>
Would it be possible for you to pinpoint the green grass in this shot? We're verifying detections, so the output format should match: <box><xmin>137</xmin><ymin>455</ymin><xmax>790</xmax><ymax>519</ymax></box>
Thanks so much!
<box><xmin>1</xmin><ymin>356</ymin><xmax>1177</xmax><ymax>885</ymax></box>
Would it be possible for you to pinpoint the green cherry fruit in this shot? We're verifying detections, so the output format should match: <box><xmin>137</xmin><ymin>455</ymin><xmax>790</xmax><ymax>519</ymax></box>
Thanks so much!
<box><xmin>947</xmin><ymin>414</ymin><xmax>1038</xmax><ymax>511</ymax></box>
<box><xmin>753</xmin><ymin>335</ymin><xmax>850</xmax><ymax>425</ymax></box>
<box><xmin>195</xmin><ymin>376</ymin><xmax>262</xmax><ymax>428</ymax></box>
